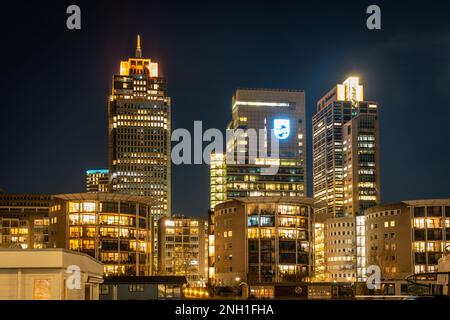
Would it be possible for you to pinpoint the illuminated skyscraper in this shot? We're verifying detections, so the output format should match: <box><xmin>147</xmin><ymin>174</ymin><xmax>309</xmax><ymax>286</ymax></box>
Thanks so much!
<box><xmin>312</xmin><ymin>77</ymin><xmax>380</xmax><ymax>282</ymax></box>
<box><xmin>108</xmin><ymin>35</ymin><xmax>171</xmax><ymax>219</ymax></box>
<box><xmin>209</xmin><ymin>89</ymin><xmax>307</xmax><ymax>209</ymax></box>
<box><xmin>86</xmin><ymin>169</ymin><xmax>109</xmax><ymax>193</ymax></box>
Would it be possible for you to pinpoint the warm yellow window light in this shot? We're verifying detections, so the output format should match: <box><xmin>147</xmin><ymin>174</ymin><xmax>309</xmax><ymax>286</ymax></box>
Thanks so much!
<box><xmin>149</xmin><ymin>62</ymin><xmax>158</xmax><ymax>77</ymax></box>
<box><xmin>337</xmin><ymin>76</ymin><xmax>364</xmax><ymax>102</ymax></box>
<box><xmin>118</xmin><ymin>36</ymin><xmax>159</xmax><ymax>77</ymax></box>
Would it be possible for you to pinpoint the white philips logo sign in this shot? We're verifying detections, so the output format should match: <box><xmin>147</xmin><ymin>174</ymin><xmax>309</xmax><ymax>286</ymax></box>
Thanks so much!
<box><xmin>274</xmin><ymin>119</ymin><xmax>290</xmax><ymax>140</ymax></box>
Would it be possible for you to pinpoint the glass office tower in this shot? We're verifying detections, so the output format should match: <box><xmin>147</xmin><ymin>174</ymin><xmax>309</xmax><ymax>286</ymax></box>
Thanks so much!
<box><xmin>312</xmin><ymin>77</ymin><xmax>380</xmax><ymax>282</ymax></box>
<box><xmin>108</xmin><ymin>36</ymin><xmax>171</xmax><ymax>272</ymax></box>
<box><xmin>108</xmin><ymin>36</ymin><xmax>171</xmax><ymax>219</ymax></box>
<box><xmin>210</xmin><ymin>88</ymin><xmax>307</xmax><ymax>209</ymax></box>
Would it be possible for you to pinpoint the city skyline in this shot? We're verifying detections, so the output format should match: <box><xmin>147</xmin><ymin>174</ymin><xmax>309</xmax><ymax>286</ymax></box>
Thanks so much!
<box><xmin>1</xmin><ymin>1</ymin><xmax>450</xmax><ymax>217</ymax></box>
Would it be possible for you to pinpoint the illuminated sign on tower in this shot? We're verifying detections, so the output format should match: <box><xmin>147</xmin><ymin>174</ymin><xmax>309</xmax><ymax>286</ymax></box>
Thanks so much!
<box><xmin>273</xmin><ymin>119</ymin><xmax>290</xmax><ymax>140</ymax></box>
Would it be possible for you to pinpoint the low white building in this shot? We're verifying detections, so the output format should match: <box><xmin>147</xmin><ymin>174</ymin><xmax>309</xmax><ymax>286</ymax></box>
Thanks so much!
<box><xmin>0</xmin><ymin>249</ymin><xmax>103</xmax><ymax>300</ymax></box>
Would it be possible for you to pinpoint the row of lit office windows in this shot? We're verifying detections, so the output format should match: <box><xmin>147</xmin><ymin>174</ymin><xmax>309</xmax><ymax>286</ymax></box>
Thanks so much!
<box><xmin>247</xmin><ymin>228</ymin><xmax>309</xmax><ymax>240</ymax></box>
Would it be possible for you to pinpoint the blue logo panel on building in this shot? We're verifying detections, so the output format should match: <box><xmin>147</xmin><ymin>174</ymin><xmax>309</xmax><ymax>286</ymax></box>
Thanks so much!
<box><xmin>274</xmin><ymin>119</ymin><xmax>290</xmax><ymax>140</ymax></box>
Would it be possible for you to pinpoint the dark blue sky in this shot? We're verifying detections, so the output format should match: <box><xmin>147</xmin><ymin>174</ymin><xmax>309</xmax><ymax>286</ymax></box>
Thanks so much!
<box><xmin>0</xmin><ymin>0</ymin><xmax>449</xmax><ymax>216</ymax></box>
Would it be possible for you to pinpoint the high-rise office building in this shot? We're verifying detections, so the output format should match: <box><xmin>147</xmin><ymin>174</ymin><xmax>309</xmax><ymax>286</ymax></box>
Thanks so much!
<box><xmin>108</xmin><ymin>35</ymin><xmax>171</xmax><ymax>219</ymax></box>
<box><xmin>86</xmin><ymin>169</ymin><xmax>109</xmax><ymax>193</ymax></box>
<box><xmin>210</xmin><ymin>89</ymin><xmax>307</xmax><ymax>209</ymax></box>
<box><xmin>108</xmin><ymin>36</ymin><xmax>171</xmax><ymax>272</ymax></box>
<box><xmin>312</xmin><ymin>77</ymin><xmax>380</xmax><ymax>282</ymax></box>
<box><xmin>0</xmin><ymin>194</ymin><xmax>51</xmax><ymax>249</ymax></box>
<box><xmin>313</xmin><ymin>77</ymin><xmax>379</xmax><ymax>218</ymax></box>
<box><xmin>158</xmin><ymin>216</ymin><xmax>208</xmax><ymax>287</ymax></box>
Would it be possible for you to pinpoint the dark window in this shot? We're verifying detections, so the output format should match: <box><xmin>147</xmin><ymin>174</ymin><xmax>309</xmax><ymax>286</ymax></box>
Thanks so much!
<box><xmin>428</xmin><ymin>253</ymin><xmax>441</xmax><ymax>265</ymax></box>
<box><xmin>414</xmin><ymin>207</ymin><xmax>425</xmax><ymax>217</ymax></box>
<box><xmin>427</xmin><ymin>206</ymin><xmax>442</xmax><ymax>217</ymax></box>
<box><xmin>248</xmin><ymin>240</ymin><xmax>258</xmax><ymax>251</ymax></box>
<box><xmin>279</xmin><ymin>240</ymin><xmax>296</xmax><ymax>252</ymax></box>
<box><xmin>261</xmin><ymin>253</ymin><xmax>274</xmax><ymax>264</ymax></box>
<box><xmin>415</xmin><ymin>253</ymin><xmax>426</xmax><ymax>264</ymax></box>
<box><xmin>248</xmin><ymin>253</ymin><xmax>259</xmax><ymax>264</ymax></box>
<box><xmin>382</xmin><ymin>284</ymin><xmax>395</xmax><ymax>296</ymax></box>
<box><xmin>414</xmin><ymin>229</ymin><xmax>426</xmax><ymax>241</ymax></box>
<box><xmin>100</xmin><ymin>285</ymin><xmax>110</xmax><ymax>295</ymax></box>
<box><xmin>427</xmin><ymin>229</ymin><xmax>443</xmax><ymax>241</ymax></box>
<box><xmin>401</xmin><ymin>284</ymin><xmax>409</xmax><ymax>295</ymax></box>
<box><xmin>279</xmin><ymin>253</ymin><xmax>296</xmax><ymax>263</ymax></box>
<box><xmin>139</xmin><ymin>206</ymin><xmax>148</xmax><ymax>216</ymax></box>
<box><xmin>120</xmin><ymin>202</ymin><xmax>135</xmax><ymax>214</ymax></box>
<box><xmin>101</xmin><ymin>240</ymin><xmax>118</xmax><ymax>250</ymax></box>
<box><xmin>297</xmin><ymin>252</ymin><xmax>309</xmax><ymax>264</ymax></box>
<box><xmin>101</xmin><ymin>202</ymin><xmax>118</xmax><ymax>213</ymax></box>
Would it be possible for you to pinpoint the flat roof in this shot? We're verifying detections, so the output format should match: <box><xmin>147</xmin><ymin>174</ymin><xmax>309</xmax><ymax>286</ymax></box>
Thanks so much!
<box><xmin>0</xmin><ymin>248</ymin><xmax>103</xmax><ymax>273</ymax></box>
<box><xmin>53</xmin><ymin>193</ymin><xmax>157</xmax><ymax>207</ymax></box>
<box><xmin>103</xmin><ymin>276</ymin><xmax>187</xmax><ymax>285</ymax></box>
<box><xmin>86</xmin><ymin>169</ymin><xmax>109</xmax><ymax>175</ymax></box>
<box><xmin>365</xmin><ymin>198</ymin><xmax>450</xmax><ymax>214</ymax></box>
<box><xmin>223</xmin><ymin>196</ymin><xmax>314</xmax><ymax>206</ymax></box>
<box><xmin>403</xmin><ymin>198</ymin><xmax>450</xmax><ymax>206</ymax></box>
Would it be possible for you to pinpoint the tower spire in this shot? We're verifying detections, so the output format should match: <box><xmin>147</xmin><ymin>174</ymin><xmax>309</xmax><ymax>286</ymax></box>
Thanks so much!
<box><xmin>136</xmin><ymin>34</ymin><xmax>142</xmax><ymax>58</ymax></box>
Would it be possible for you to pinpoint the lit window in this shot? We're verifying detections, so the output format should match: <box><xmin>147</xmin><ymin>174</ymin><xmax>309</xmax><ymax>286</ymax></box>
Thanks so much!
<box><xmin>83</xmin><ymin>202</ymin><xmax>96</xmax><ymax>212</ymax></box>
<box><xmin>69</xmin><ymin>202</ymin><xmax>80</xmax><ymax>213</ymax></box>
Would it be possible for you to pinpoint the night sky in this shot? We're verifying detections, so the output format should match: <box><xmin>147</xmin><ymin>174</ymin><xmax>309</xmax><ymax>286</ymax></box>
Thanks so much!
<box><xmin>0</xmin><ymin>0</ymin><xmax>449</xmax><ymax>216</ymax></box>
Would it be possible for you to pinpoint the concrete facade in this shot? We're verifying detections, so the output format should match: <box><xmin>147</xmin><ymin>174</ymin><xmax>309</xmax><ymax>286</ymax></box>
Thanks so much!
<box><xmin>0</xmin><ymin>249</ymin><xmax>103</xmax><ymax>300</ymax></box>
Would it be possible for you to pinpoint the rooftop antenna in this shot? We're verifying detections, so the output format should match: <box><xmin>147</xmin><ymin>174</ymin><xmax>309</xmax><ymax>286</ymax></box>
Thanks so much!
<box><xmin>136</xmin><ymin>34</ymin><xmax>142</xmax><ymax>58</ymax></box>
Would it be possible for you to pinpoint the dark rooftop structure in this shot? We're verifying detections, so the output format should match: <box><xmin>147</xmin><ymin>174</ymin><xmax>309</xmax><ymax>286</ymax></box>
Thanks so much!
<box><xmin>103</xmin><ymin>276</ymin><xmax>187</xmax><ymax>285</ymax></box>
<box><xmin>100</xmin><ymin>276</ymin><xmax>187</xmax><ymax>300</ymax></box>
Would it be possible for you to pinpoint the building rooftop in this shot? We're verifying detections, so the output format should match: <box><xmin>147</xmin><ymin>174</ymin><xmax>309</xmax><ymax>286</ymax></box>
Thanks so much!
<box><xmin>235</xmin><ymin>87</ymin><xmax>305</xmax><ymax>93</ymax></box>
<box><xmin>53</xmin><ymin>193</ymin><xmax>157</xmax><ymax>207</ymax></box>
<box><xmin>365</xmin><ymin>198</ymin><xmax>450</xmax><ymax>214</ymax></box>
<box><xmin>0</xmin><ymin>248</ymin><xmax>103</xmax><ymax>273</ymax></box>
<box><xmin>0</xmin><ymin>194</ymin><xmax>52</xmax><ymax>207</ymax></box>
<box><xmin>86</xmin><ymin>169</ymin><xmax>109</xmax><ymax>175</ymax></box>
<box><xmin>220</xmin><ymin>196</ymin><xmax>314</xmax><ymax>206</ymax></box>
<box><xmin>403</xmin><ymin>198</ymin><xmax>450</xmax><ymax>206</ymax></box>
<box><xmin>103</xmin><ymin>276</ymin><xmax>187</xmax><ymax>285</ymax></box>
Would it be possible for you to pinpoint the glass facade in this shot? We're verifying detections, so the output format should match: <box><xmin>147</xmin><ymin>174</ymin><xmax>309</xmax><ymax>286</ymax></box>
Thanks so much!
<box><xmin>158</xmin><ymin>217</ymin><xmax>208</xmax><ymax>287</ymax></box>
<box><xmin>108</xmin><ymin>36</ymin><xmax>171</xmax><ymax>219</ymax></box>
<box><xmin>108</xmin><ymin>37</ymin><xmax>171</xmax><ymax>273</ymax></box>
<box><xmin>313</xmin><ymin>77</ymin><xmax>379</xmax><ymax>282</ymax></box>
<box><xmin>213</xmin><ymin>199</ymin><xmax>313</xmax><ymax>286</ymax></box>
<box><xmin>210</xmin><ymin>153</ymin><xmax>227</xmax><ymax>209</ymax></box>
<box><xmin>0</xmin><ymin>194</ymin><xmax>51</xmax><ymax>249</ymax></box>
<box><xmin>50</xmin><ymin>194</ymin><xmax>153</xmax><ymax>276</ymax></box>
<box><xmin>209</xmin><ymin>89</ymin><xmax>307</xmax><ymax>209</ymax></box>
<box><xmin>411</xmin><ymin>204</ymin><xmax>450</xmax><ymax>273</ymax></box>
